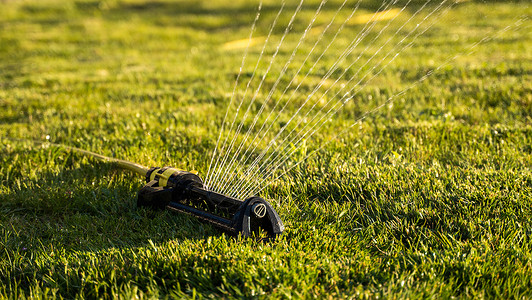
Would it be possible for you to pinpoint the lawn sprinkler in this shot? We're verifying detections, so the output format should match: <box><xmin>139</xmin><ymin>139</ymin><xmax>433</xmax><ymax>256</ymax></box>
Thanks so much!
<box><xmin>45</xmin><ymin>143</ymin><xmax>284</xmax><ymax>240</ymax></box>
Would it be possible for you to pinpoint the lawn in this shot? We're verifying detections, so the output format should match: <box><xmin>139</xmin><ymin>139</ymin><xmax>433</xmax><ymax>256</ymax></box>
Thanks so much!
<box><xmin>0</xmin><ymin>0</ymin><xmax>531</xmax><ymax>298</ymax></box>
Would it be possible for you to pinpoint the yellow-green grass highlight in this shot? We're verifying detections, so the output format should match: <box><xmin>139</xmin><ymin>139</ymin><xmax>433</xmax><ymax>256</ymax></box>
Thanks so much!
<box><xmin>0</xmin><ymin>0</ymin><xmax>531</xmax><ymax>298</ymax></box>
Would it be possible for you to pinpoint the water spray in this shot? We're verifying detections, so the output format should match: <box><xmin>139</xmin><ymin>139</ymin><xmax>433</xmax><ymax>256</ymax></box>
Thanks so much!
<box><xmin>41</xmin><ymin>143</ymin><xmax>284</xmax><ymax>240</ymax></box>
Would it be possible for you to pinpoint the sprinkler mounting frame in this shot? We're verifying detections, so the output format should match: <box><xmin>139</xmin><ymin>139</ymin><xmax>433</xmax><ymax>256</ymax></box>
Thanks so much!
<box><xmin>137</xmin><ymin>167</ymin><xmax>284</xmax><ymax>240</ymax></box>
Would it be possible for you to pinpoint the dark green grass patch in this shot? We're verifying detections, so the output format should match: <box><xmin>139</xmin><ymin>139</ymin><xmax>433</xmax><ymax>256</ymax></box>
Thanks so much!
<box><xmin>1</xmin><ymin>0</ymin><xmax>531</xmax><ymax>298</ymax></box>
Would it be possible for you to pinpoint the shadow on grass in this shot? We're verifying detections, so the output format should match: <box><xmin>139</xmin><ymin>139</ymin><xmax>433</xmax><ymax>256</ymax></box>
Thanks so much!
<box><xmin>14</xmin><ymin>0</ymin><xmax>483</xmax><ymax>33</ymax></box>
<box><xmin>0</xmin><ymin>150</ymin><xmax>240</xmax><ymax>297</ymax></box>
<box><xmin>100</xmin><ymin>0</ymin><xmax>463</xmax><ymax>30</ymax></box>
<box><xmin>0</xmin><ymin>161</ymin><xmax>223</xmax><ymax>254</ymax></box>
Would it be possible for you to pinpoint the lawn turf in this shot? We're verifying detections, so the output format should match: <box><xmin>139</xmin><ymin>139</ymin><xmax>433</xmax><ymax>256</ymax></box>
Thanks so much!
<box><xmin>0</xmin><ymin>0</ymin><xmax>531</xmax><ymax>298</ymax></box>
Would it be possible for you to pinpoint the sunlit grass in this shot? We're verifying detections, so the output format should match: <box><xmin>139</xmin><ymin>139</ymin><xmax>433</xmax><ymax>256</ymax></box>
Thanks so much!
<box><xmin>0</xmin><ymin>0</ymin><xmax>531</xmax><ymax>298</ymax></box>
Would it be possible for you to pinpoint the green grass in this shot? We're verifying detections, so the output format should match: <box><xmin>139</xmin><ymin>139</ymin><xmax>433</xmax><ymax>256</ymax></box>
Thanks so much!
<box><xmin>1</xmin><ymin>0</ymin><xmax>531</xmax><ymax>298</ymax></box>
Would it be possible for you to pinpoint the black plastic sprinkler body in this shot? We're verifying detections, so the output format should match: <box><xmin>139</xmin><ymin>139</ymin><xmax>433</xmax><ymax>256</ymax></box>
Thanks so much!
<box><xmin>41</xmin><ymin>143</ymin><xmax>284</xmax><ymax>240</ymax></box>
<box><xmin>137</xmin><ymin>167</ymin><xmax>284</xmax><ymax>240</ymax></box>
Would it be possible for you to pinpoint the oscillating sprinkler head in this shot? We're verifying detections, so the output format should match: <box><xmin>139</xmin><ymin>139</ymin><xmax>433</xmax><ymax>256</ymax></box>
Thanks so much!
<box><xmin>137</xmin><ymin>167</ymin><xmax>284</xmax><ymax>240</ymax></box>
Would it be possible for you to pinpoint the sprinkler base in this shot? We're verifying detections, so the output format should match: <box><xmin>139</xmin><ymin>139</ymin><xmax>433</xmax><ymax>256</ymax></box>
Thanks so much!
<box><xmin>137</xmin><ymin>167</ymin><xmax>284</xmax><ymax>240</ymax></box>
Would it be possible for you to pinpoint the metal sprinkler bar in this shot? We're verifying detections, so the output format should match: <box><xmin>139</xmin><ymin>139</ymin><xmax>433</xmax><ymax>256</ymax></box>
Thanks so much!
<box><xmin>42</xmin><ymin>143</ymin><xmax>284</xmax><ymax>240</ymax></box>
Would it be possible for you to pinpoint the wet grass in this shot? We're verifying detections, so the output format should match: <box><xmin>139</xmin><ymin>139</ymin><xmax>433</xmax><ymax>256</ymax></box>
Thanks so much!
<box><xmin>0</xmin><ymin>0</ymin><xmax>531</xmax><ymax>298</ymax></box>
